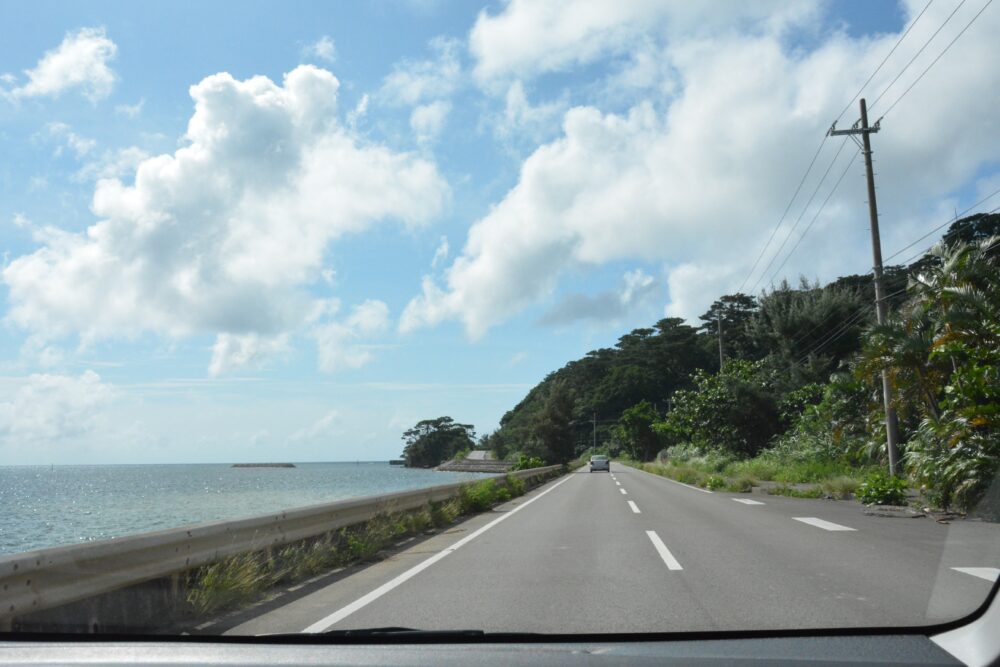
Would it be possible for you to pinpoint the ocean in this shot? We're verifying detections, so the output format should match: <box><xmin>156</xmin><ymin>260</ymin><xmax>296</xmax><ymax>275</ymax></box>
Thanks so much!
<box><xmin>0</xmin><ymin>462</ymin><xmax>494</xmax><ymax>555</ymax></box>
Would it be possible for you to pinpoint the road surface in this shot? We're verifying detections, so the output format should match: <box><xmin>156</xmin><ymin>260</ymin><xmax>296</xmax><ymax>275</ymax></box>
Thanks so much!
<box><xmin>224</xmin><ymin>463</ymin><xmax>999</xmax><ymax>635</ymax></box>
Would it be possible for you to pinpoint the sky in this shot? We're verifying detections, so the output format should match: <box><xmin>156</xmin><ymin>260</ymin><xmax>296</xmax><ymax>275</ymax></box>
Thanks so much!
<box><xmin>1</xmin><ymin>0</ymin><xmax>998</xmax><ymax>465</ymax></box>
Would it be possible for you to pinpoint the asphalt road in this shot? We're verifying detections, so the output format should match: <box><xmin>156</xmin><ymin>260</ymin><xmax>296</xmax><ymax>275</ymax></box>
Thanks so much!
<box><xmin>226</xmin><ymin>464</ymin><xmax>1000</xmax><ymax>636</ymax></box>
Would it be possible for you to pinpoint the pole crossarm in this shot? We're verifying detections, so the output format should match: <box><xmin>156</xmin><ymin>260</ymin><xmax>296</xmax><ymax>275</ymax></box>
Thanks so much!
<box><xmin>827</xmin><ymin>119</ymin><xmax>881</xmax><ymax>136</ymax></box>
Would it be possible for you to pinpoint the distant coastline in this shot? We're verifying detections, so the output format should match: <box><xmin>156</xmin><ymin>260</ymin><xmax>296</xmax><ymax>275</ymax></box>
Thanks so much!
<box><xmin>231</xmin><ymin>463</ymin><xmax>296</xmax><ymax>468</ymax></box>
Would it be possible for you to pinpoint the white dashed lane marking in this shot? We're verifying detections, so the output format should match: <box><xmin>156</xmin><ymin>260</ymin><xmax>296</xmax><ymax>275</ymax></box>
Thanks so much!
<box><xmin>952</xmin><ymin>567</ymin><xmax>1000</xmax><ymax>582</ymax></box>
<box><xmin>627</xmin><ymin>500</ymin><xmax>641</xmax><ymax>514</ymax></box>
<box><xmin>646</xmin><ymin>531</ymin><xmax>683</xmax><ymax>571</ymax></box>
<box><xmin>732</xmin><ymin>498</ymin><xmax>765</xmax><ymax>505</ymax></box>
<box><xmin>620</xmin><ymin>488</ymin><xmax>628</xmax><ymax>495</ymax></box>
<box><xmin>793</xmin><ymin>517</ymin><xmax>856</xmax><ymax>532</ymax></box>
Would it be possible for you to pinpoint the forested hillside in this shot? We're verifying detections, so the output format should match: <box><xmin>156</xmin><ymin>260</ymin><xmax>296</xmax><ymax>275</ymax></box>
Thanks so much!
<box><xmin>481</xmin><ymin>213</ymin><xmax>1000</xmax><ymax>512</ymax></box>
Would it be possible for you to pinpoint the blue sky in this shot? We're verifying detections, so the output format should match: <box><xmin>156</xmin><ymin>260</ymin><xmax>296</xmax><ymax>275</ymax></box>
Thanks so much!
<box><xmin>1</xmin><ymin>0</ymin><xmax>998</xmax><ymax>464</ymax></box>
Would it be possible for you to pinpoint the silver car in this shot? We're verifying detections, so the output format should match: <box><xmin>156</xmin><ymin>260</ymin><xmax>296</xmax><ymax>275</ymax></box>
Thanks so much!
<box><xmin>589</xmin><ymin>455</ymin><xmax>610</xmax><ymax>472</ymax></box>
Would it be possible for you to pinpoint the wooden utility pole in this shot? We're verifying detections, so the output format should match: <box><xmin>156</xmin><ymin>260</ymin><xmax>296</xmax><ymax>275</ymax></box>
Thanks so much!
<box><xmin>717</xmin><ymin>313</ymin><xmax>724</xmax><ymax>368</ymax></box>
<box><xmin>592</xmin><ymin>410</ymin><xmax>597</xmax><ymax>451</ymax></box>
<box><xmin>829</xmin><ymin>98</ymin><xmax>901</xmax><ymax>475</ymax></box>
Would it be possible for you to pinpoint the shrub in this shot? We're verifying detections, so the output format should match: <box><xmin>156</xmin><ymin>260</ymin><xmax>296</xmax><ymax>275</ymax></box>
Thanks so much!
<box><xmin>458</xmin><ymin>479</ymin><xmax>498</xmax><ymax>513</ymax></box>
<box><xmin>512</xmin><ymin>454</ymin><xmax>545</xmax><ymax>471</ymax></box>
<box><xmin>822</xmin><ymin>476</ymin><xmax>860</xmax><ymax>499</ymax></box>
<box><xmin>725</xmin><ymin>475</ymin><xmax>755</xmax><ymax>492</ymax></box>
<box><xmin>768</xmin><ymin>485</ymin><xmax>824</xmax><ymax>499</ymax></box>
<box><xmin>505</xmin><ymin>473</ymin><xmax>526</xmax><ymax>497</ymax></box>
<box><xmin>704</xmin><ymin>474</ymin><xmax>726</xmax><ymax>490</ymax></box>
<box><xmin>856</xmin><ymin>471</ymin><xmax>908</xmax><ymax>505</ymax></box>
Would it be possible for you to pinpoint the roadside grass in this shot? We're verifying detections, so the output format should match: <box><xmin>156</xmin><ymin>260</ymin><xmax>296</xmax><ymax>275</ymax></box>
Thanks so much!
<box><xmin>766</xmin><ymin>485</ymin><xmax>826</xmax><ymax>499</ymax></box>
<box><xmin>622</xmin><ymin>455</ymin><xmax>878</xmax><ymax>498</ymax></box>
<box><xmin>186</xmin><ymin>475</ymin><xmax>541</xmax><ymax>618</ymax></box>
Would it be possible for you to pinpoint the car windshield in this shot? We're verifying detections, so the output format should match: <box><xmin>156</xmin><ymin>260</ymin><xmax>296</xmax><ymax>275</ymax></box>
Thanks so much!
<box><xmin>1</xmin><ymin>0</ymin><xmax>999</xmax><ymax>641</ymax></box>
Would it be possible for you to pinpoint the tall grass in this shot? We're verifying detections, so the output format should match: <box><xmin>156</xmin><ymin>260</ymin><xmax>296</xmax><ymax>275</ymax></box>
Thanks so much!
<box><xmin>626</xmin><ymin>454</ymin><xmax>876</xmax><ymax>495</ymax></box>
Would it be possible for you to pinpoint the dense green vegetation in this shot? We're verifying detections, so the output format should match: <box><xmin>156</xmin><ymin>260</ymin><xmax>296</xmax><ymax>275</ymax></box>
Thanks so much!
<box><xmin>481</xmin><ymin>214</ymin><xmax>1000</xmax><ymax>512</ymax></box>
<box><xmin>401</xmin><ymin>416</ymin><xmax>475</xmax><ymax>468</ymax></box>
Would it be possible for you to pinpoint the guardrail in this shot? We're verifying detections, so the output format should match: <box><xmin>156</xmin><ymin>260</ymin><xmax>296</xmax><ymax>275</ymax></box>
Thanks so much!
<box><xmin>0</xmin><ymin>465</ymin><xmax>562</xmax><ymax>623</ymax></box>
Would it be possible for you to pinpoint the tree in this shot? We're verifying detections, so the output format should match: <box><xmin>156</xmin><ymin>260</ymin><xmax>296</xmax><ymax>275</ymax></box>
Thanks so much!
<box><xmin>532</xmin><ymin>382</ymin><xmax>576</xmax><ymax>464</ymax></box>
<box><xmin>654</xmin><ymin>360</ymin><xmax>780</xmax><ymax>458</ymax></box>
<box><xmin>401</xmin><ymin>417</ymin><xmax>475</xmax><ymax>468</ymax></box>
<box><xmin>615</xmin><ymin>400</ymin><xmax>661</xmax><ymax>461</ymax></box>
<box><xmin>699</xmin><ymin>293</ymin><xmax>760</xmax><ymax>363</ymax></box>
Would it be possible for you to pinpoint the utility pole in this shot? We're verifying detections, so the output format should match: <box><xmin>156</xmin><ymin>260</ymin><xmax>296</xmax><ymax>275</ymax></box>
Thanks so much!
<box><xmin>829</xmin><ymin>98</ymin><xmax>901</xmax><ymax>475</ymax></box>
<box><xmin>592</xmin><ymin>410</ymin><xmax>597</xmax><ymax>451</ymax></box>
<box><xmin>717</xmin><ymin>313</ymin><xmax>724</xmax><ymax>369</ymax></box>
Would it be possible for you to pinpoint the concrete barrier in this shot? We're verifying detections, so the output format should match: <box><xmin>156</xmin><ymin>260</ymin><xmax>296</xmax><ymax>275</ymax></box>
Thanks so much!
<box><xmin>0</xmin><ymin>465</ymin><xmax>562</xmax><ymax>629</ymax></box>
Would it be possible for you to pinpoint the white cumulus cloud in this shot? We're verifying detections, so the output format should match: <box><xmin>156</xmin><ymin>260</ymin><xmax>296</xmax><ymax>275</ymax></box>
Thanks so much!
<box><xmin>407</xmin><ymin>1</ymin><xmax>1000</xmax><ymax>333</ymax></box>
<box><xmin>209</xmin><ymin>333</ymin><xmax>291</xmax><ymax>376</ymax></box>
<box><xmin>4</xmin><ymin>65</ymin><xmax>449</xmax><ymax>372</ymax></box>
<box><xmin>304</xmin><ymin>36</ymin><xmax>336</xmax><ymax>63</ymax></box>
<box><xmin>313</xmin><ymin>299</ymin><xmax>391</xmax><ymax>372</ymax></box>
<box><xmin>410</xmin><ymin>100</ymin><xmax>451</xmax><ymax>143</ymax></box>
<box><xmin>8</xmin><ymin>27</ymin><xmax>118</xmax><ymax>101</ymax></box>
<box><xmin>468</xmin><ymin>0</ymin><xmax>814</xmax><ymax>85</ymax></box>
<box><xmin>380</xmin><ymin>36</ymin><xmax>462</xmax><ymax>105</ymax></box>
<box><xmin>0</xmin><ymin>371</ymin><xmax>114</xmax><ymax>447</ymax></box>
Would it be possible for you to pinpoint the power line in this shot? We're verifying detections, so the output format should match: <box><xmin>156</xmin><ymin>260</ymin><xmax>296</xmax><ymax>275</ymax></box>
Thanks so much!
<box><xmin>795</xmin><ymin>308</ymin><xmax>870</xmax><ymax>365</ymax></box>
<box><xmin>737</xmin><ymin>2</ymin><xmax>934</xmax><ymax>297</ymax></box>
<box><xmin>795</xmin><ymin>286</ymin><xmax>910</xmax><ymax>365</ymax></box>
<box><xmin>834</xmin><ymin>0</ymin><xmax>935</xmax><ymax>122</ymax></box>
<box><xmin>870</xmin><ymin>0</ymin><xmax>969</xmax><ymax>109</ymax></box>
<box><xmin>877</xmin><ymin>0</ymin><xmax>995</xmax><ymax>119</ymax></box>
<box><xmin>895</xmin><ymin>202</ymin><xmax>1000</xmax><ymax>266</ymax></box>
<box><xmin>794</xmin><ymin>198</ymin><xmax>1000</xmax><ymax>366</ymax></box>
<box><xmin>748</xmin><ymin>139</ymin><xmax>850</xmax><ymax>294</ymax></box>
<box><xmin>883</xmin><ymin>185</ymin><xmax>1000</xmax><ymax>263</ymax></box>
<box><xmin>766</xmin><ymin>147</ymin><xmax>861</xmax><ymax>287</ymax></box>
<box><xmin>737</xmin><ymin>136</ymin><xmax>828</xmax><ymax>293</ymax></box>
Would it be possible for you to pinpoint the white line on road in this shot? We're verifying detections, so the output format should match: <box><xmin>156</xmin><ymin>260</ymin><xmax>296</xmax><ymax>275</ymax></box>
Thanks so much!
<box><xmin>646</xmin><ymin>531</ymin><xmax>683</xmax><ymax>571</ymax></box>
<box><xmin>732</xmin><ymin>498</ymin><xmax>765</xmax><ymax>505</ymax></box>
<box><xmin>302</xmin><ymin>474</ymin><xmax>575</xmax><ymax>633</ymax></box>
<box><xmin>633</xmin><ymin>466</ymin><xmax>713</xmax><ymax>493</ymax></box>
<box><xmin>615</xmin><ymin>481</ymin><xmax>621</xmax><ymax>486</ymax></box>
<box><xmin>793</xmin><ymin>517</ymin><xmax>856</xmax><ymax>532</ymax></box>
<box><xmin>627</xmin><ymin>500</ymin><xmax>641</xmax><ymax>514</ymax></box>
<box><xmin>619</xmin><ymin>488</ymin><xmax>628</xmax><ymax>495</ymax></box>
<box><xmin>952</xmin><ymin>567</ymin><xmax>1000</xmax><ymax>582</ymax></box>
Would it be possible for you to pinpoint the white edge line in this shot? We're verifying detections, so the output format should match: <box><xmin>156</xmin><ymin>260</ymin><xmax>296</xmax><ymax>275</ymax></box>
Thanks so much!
<box><xmin>631</xmin><ymin>465</ymin><xmax>713</xmax><ymax>493</ymax></box>
<box><xmin>627</xmin><ymin>500</ymin><xmax>641</xmax><ymax>514</ymax></box>
<box><xmin>302</xmin><ymin>474</ymin><xmax>574</xmax><ymax>633</ymax></box>
<box><xmin>646</xmin><ymin>530</ymin><xmax>682</xmax><ymax>570</ymax></box>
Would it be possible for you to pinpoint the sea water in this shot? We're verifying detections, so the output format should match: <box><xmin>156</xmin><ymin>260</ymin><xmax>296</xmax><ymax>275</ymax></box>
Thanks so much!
<box><xmin>0</xmin><ymin>462</ymin><xmax>493</xmax><ymax>554</ymax></box>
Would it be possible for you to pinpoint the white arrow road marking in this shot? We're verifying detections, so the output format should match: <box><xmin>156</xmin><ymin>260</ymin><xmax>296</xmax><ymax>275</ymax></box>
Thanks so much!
<box><xmin>793</xmin><ymin>517</ymin><xmax>856</xmax><ymax>531</ymax></box>
<box><xmin>646</xmin><ymin>531</ymin><xmax>683</xmax><ymax>570</ymax></box>
<box><xmin>952</xmin><ymin>567</ymin><xmax>1000</xmax><ymax>582</ymax></box>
